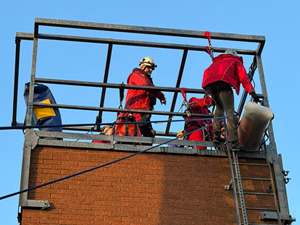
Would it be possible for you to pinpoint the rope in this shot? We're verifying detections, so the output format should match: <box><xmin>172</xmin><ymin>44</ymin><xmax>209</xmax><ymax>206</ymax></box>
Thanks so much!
<box><xmin>0</xmin><ymin>115</ymin><xmax>235</xmax><ymax>201</ymax></box>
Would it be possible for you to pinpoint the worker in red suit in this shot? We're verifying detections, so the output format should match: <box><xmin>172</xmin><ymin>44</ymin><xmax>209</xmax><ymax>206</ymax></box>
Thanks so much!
<box><xmin>184</xmin><ymin>95</ymin><xmax>214</xmax><ymax>149</ymax></box>
<box><xmin>202</xmin><ymin>49</ymin><xmax>259</xmax><ymax>151</ymax></box>
<box><xmin>125</xmin><ymin>57</ymin><xmax>166</xmax><ymax>137</ymax></box>
<box><xmin>92</xmin><ymin>125</ymin><xmax>113</xmax><ymax>143</ymax></box>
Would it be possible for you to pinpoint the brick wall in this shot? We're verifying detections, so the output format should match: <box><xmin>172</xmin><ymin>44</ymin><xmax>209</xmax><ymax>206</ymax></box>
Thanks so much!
<box><xmin>20</xmin><ymin>147</ymin><xmax>279</xmax><ymax>225</ymax></box>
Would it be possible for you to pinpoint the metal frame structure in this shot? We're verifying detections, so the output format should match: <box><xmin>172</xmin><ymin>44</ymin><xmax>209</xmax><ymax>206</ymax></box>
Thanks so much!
<box><xmin>12</xmin><ymin>18</ymin><xmax>294</xmax><ymax>224</ymax></box>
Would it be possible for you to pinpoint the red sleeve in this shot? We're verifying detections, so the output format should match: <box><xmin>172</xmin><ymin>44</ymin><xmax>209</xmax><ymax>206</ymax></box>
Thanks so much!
<box><xmin>131</xmin><ymin>72</ymin><xmax>165</xmax><ymax>100</ymax></box>
<box><xmin>236</xmin><ymin>61</ymin><xmax>255</xmax><ymax>94</ymax></box>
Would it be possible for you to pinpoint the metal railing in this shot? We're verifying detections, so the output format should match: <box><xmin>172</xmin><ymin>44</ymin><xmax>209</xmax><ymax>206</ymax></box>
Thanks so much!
<box><xmin>12</xmin><ymin>18</ymin><xmax>267</xmax><ymax>137</ymax></box>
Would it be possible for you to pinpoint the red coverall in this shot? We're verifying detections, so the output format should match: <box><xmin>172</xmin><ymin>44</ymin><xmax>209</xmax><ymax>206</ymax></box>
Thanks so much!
<box><xmin>185</xmin><ymin>96</ymin><xmax>213</xmax><ymax>149</ymax></box>
<box><xmin>125</xmin><ymin>69</ymin><xmax>165</xmax><ymax>136</ymax></box>
<box><xmin>202</xmin><ymin>54</ymin><xmax>255</xmax><ymax>142</ymax></box>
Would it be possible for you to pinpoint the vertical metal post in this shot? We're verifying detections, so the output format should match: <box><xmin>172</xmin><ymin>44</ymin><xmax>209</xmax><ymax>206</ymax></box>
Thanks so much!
<box><xmin>256</xmin><ymin>55</ymin><xmax>278</xmax><ymax>160</ymax></box>
<box><xmin>275</xmin><ymin>155</ymin><xmax>291</xmax><ymax>221</ymax></box>
<box><xmin>18</xmin><ymin>130</ymin><xmax>34</xmax><ymax>206</ymax></box>
<box><xmin>165</xmin><ymin>49</ymin><xmax>188</xmax><ymax>134</ymax></box>
<box><xmin>12</xmin><ymin>37</ymin><xmax>21</xmax><ymax>126</ymax></box>
<box><xmin>25</xmin><ymin>38</ymin><xmax>38</xmax><ymax>126</ymax></box>
<box><xmin>95</xmin><ymin>43</ymin><xmax>113</xmax><ymax>129</ymax></box>
<box><xmin>237</xmin><ymin>56</ymin><xmax>257</xmax><ymax>116</ymax></box>
<box><xmin>267</xmin><ymin>159</ymin><xmax>282</xmax><ymax>225</ymax></box>
<box><xmin>257</xmin><ymin>54</ymin><xmax>290</xmax><ymax>223</ymax></box>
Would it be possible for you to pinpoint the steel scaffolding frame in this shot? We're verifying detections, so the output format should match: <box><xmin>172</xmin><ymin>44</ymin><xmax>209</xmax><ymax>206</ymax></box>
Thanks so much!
<box><xmin>12</xmin><ymin>18</ymin><xmax>293</xmax><ymax>223</ymax></box>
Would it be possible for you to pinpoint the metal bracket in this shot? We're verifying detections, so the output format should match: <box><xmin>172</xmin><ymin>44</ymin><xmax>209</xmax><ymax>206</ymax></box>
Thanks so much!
<box><xmin>19</xmin><ymin>129</ymin><xmax>50</xmax><ymax>210</ymax></box>
<box><xmin>260</xmin><ymin>211</ymin><xmax>296</xmax><ymax>224</ymax></box>
<box><xmin>266</xmin><ymin>143</ymin><xmax>277</xmax><ymax>164</ymax></box>
<box><xmin>282</xmin><ymin>170</ymin><xmax>291</xmax><ymax>184</ymax></box>
<box><xmin>224</xmin><ymin>179</ymin><xmax>232</xmax><ymax>190</ymax></box>
<box><xmin>22</xmin><ymin>199</ymin><xmax>50</xmax><ymax>209</ymax></box>
<box><xmin>260</xmin><ymin>211</ymin><xmax>278</xmax><ymax>220</ymax></box>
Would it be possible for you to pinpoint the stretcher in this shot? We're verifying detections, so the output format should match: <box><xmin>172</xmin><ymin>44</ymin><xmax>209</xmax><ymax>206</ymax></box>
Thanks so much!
<box><xmin>238</xmin><ymin>101</ymin><xmax>274</xmax><ymax>151</ymax></box>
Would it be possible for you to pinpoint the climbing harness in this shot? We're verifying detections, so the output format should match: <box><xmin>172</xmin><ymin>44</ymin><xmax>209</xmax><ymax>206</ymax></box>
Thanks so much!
<box><xmin>119</xmin><ymin>82</ymin><xmax>125</xmax><ymax>110</ymax></box>
<box><xmin>114</xmin><ymin>113</ymin><xmax>141</xmax><ymax>137</ymax></box>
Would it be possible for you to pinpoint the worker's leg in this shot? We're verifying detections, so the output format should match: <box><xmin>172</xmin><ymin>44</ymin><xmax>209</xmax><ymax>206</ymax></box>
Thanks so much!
<box><xmin>204</xmin><ymin>83</ymin><xmax>224</xmax><ymax>133</ymax></box>
<box><xmin>138</xmin><ymin>114</ymin><xmax>155</xmax><ymax>138</ymax></box>
<box><xmin>205</xmin><ymin>82</ymin><xmax>228</xmax><ymax>143</ymax></box>
<box><xmin>219</xmin><ymin>88</ymin><xmax>244</xmax><ymax>151</ymax></box>
<box><xmin>219</xmin><ymin>88</ymin><xmax>238</xmax><ymax>142</ymax></box>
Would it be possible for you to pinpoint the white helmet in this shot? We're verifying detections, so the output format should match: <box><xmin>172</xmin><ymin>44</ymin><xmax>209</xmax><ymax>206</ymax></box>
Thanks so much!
<box><xmin>225</xmin><ymin>49</ymin><xmax>238</xmax><ymax>56</ymax></box>
<box><xmin>139</xmin><ymin>57</ymin><xmax>157</xmax><ymax>68</ymax></box>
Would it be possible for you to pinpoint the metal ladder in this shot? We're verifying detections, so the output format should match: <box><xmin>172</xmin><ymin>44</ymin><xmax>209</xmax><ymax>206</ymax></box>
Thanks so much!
<box><xmin>227</xmin><ymin>151</ymin><xmax>282</xmax><ymax>225</ymax></box>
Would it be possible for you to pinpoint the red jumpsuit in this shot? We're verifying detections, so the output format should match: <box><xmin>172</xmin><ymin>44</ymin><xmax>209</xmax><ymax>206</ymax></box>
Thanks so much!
<box><xmin>185</xmin><ymin>96</ymin><xmax>213</xmax><ymax>149</ymax></box>
<box><xmin>202</xmin><ymin>54</ymin><xmax>255</xmax><ymax>142</ymax></box>
<box><xmin>125</xmin><ymin>68</ymin><xmax>165</xmax><ymax>137</ymax></box>
<box><xmin>202</xmin><ymin>54</ymin><xmax>255</xmax><ymax>95</ymax></box>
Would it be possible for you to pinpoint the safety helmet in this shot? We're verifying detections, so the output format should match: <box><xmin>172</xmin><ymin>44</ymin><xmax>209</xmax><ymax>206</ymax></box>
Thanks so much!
<box><xmin>177</xmin><ymin>130</ymin><xmax>184</xmax><ymax>137</ymax></box>
<box><xmin>225</xmin><ymin>49</ymin><xmax>238</xmax><ymax>56</ymax></box>
<box><xmin>139</xmin><ymin>57</ymin><xmax>157</xmax><ymax>68</ymax></box>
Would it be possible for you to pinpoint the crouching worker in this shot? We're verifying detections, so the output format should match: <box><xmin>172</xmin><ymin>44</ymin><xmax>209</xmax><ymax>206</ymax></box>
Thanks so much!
<box><xmin>124</xmin><ymin>57</ymin><xmax>166</xmax><ymax>138</ymax></box>
<box><xmin>168</xmin><ymin>130</ymin><xmax>185</xmax><ymax>148</ymax></box>
<box><xmin>202</xmin><ymin>49</ymin><xmax>259</xmax><ymax>151</ymax></box>
<box><xmin>92</xmin><ymin>125</ymin><xmax>114</xmax><ymax>143</ymax></box>
<box><xmin>184</xmin><ymin>95</ymin><xmax>214</xmax><ymax>149</ymax></box>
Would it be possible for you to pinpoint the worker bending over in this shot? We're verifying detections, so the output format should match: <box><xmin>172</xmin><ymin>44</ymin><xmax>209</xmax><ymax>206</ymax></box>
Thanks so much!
<box><xmin>202</xmin><ymin>49</ymin><xmax>259</xmax><ymax>151</ymax></box>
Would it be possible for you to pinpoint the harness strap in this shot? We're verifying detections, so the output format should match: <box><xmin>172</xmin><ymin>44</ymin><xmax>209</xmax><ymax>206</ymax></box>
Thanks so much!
<box><xmin>125</xmin><ymin>116</ymin><xmax>129</xmax><ymax>136</ymax></box>
<box><xmin>119</xmin><ymin>82</ymin><xmax>125</xmax><ymax>109</ymax></box>
<box><xmin>118</xmin><ymin>116</ymin><xmax>135</xmax><ymax>121</ymax></box>
<box><xmin>117</xmin><ymin>114</ymin><xmax>139</xmax><ymax>136</ymax></box>
<box><xmin>180</xmin><ymin>87</ymin><xmax>188</xmax><ymax>102</ymax></box>
<box><xmin>204</xmin><ymin>31</ymin><xmax>212</xmax><ymax>45</ymax></box>
<box><xmin>132</xmin><ymin>116</ymin><xmax>138</xmax><ymax>136</ymax></box>
<box><xmin>185</xmin><ymin>122</ymin><xmax>201</xmax><ymax>129</ymax></box>
<box><xmin>204</xmin><ymin>31</ymin><xmax>214</xmax><ymax>60</ymax></box>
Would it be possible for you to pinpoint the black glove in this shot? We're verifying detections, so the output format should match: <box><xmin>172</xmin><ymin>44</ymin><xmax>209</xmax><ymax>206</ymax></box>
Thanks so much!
<box><xmin>250</xmin><ymin>92</ymin><xmax>259</xmax><ymax>102</ymax></box>
<box><xmin>160</xmin><ymin>98</ymin><xmax>166</xmax><ymax>105</ymax></box>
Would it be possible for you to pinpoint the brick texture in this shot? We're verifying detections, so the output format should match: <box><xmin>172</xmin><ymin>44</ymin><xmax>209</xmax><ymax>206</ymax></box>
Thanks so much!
<box><xmin>20</xmin><ymin>147</ymin><xmax>280</xmax><ymax>224</ymax></box>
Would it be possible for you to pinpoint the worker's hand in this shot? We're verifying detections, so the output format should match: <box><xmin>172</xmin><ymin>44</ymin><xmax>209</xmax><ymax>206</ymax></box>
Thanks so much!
<box><xmin>160</xmin><ymin>98</ymin><xmax>166</xmax><ymax>105</ymax></box>
<box><xmin>250</xmin><ymin>92</ymin><xmax>260</xmax><ymax>102</ymax></box>
<box><xmin>151</xmin><ymin>129</ymin><xmax>156</xmax><ymax>136</ymax></box>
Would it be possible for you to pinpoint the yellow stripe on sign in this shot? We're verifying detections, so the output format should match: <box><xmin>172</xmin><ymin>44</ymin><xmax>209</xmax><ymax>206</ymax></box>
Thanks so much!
<box><xmin>33</xmin><ymin>99</ymin><xmax>56</xmax><ymax>120</ymax></box>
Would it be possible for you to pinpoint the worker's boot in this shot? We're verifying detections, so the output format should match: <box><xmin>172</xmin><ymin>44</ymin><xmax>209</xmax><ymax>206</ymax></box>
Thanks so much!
<box><xmin>213</xmin><ymin>131</ymin><xmax>224</xmax><ymax>144</ymax></box>
<box><xmin>230</xmin><ymin>141</ymin><xmax>245</xmax><ymax>152</ymax></box>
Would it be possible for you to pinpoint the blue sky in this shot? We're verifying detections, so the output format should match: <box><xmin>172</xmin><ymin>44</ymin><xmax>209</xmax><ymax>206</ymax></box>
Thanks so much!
<box><xmin>1</xmin><ymin>1</ymin><xmax>299</xmax><ymax>224</ymax></box>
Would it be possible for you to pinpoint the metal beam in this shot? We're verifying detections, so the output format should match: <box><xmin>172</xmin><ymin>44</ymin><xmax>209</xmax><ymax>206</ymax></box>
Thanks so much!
<box><xmin>34</xmin><ymin>77</ymin><xmax>206</xmax><ymax>93</ymax></box>
<box><xmin>32</xmin><ymin>102</ymin><xmax>213</xmax><ymax>118</ymax></box>
<box><xmin>165</xmin><ymin>49</ymin><xmax>188</xmax><ymax>134</ymax></box>
<box><xmin>95</xmin><ymin>43</ymin><xmax>113</xmax><ymax>129</ymax></box>
<box><xmin>25</xmin><ymin>38</ymin><xmax>38</xmax><ymax>126</ymax></box>
<box><xmin>12</xmin><ymin>37</ymin><xmax>21</xmax><ymax>126</ymax></box>
<box><xmin>33</xmin><ymin>33</ymin><xmax>258</xmax><ymax>55</ymax></box>
<box><xmin>34</xmin><ymin>18</ymin><xmax>265</xmax><ymax>44</ymax></box>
